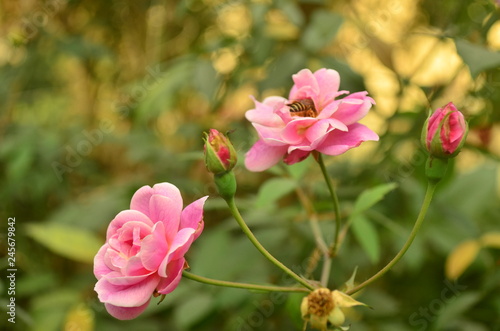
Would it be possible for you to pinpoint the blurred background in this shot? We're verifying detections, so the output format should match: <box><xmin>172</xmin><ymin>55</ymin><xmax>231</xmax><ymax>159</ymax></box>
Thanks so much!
<box><xmin>1</xmin><ymin>0</ymin><xmax>500</xmax><ymax>330</ymax></box>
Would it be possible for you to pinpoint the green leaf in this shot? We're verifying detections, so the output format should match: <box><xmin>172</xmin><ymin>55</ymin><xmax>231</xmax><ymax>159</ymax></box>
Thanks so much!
<box><xmin>300</xmin><ymin>10</ymin><xmax>343</xmax><ymax>52</ymax></box>
<box><xmin>434</xmin><ymin>292</ymin><xmax>482</xmax><ymax>330</ymax></box>
<box><xmin>287</xmin><ymin>157</ymin><xmax>313</xmax><ymax>181</ymax></box>
<box><xmin>352</xmin><ymin>183</ymin><xmax>398</xmax><ymax>216</ymax></box>
<box><xmin>260</xmin><ymin>48</ymin><xmax>307</xmax><ymax>90</ymax></box>
<box><xmin>351</xmin><ymin>214</ymin><xmax>380</xmax><ymax>264</ymax></box>
<box><xmin>455</xmin><ymin>39</ymin><xmax>500</xmax><ymax>77</ymax></box>
<box><xmin>255</xmin><ymin>178</ymin><xmax>297</xmax><ymax>208</ymax></box>
<box><xmin>193</xmin><ymin>59</ymin><xmax>220</xmax><ymax>100</ymax></box>
<box><xmin>26</xmin><ymin>223</ymin><xmax>102</xmax><ymax>264</ymax></box>
<box><xmin>189</xmin><ymin>229</ymin><xmax>232</xmax><ymax>279</ymax></box>
<box><xmin>47</xmin><ymin>188</ymin><xmax>128</xmax><ymax>231</ymax></box>
<box><xmin>439</xmin><ymin>163</ymin><xmax>497</xmax><ymax>220</ymax></box>
<box><xmin>285</xmin><ymin>292</ymin><xmax>305</xmax><ymax>328</ymax></box>
<box><xmin>175</xmin><ymin>293</ymin><xmax>214</xmax><ymax>329</ymax></box>
<box><xmin>31</xmin><ymin>289</ymin><xmax>80</xmax><ymax>331</ymax></box>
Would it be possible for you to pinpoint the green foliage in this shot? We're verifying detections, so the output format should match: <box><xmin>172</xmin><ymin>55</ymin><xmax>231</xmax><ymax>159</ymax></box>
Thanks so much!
<box><xmin>351</xmin><ymin>214</ymin><xmax>381</xmax><ymax>264</ymax></box>
<box><xmin>26</xmin><ymin>223</ymin><xmax>102</xmax><ymax>264</ymax></box>
<box><xmin>455</xmin><ymin>39</ymin><xmax>500</xmax><ymax>77</ymax></box>
<box><xmin>351</xmin><ymin>183</ymin><xmax>398</xmax><ymax>217</ymax></box>
<box><xmin>300</xmin><ymin>10</ymin><xmax>344</xmax><ymax>53</ymax></box>
<box><xmin>256</xmin><ymin>178</ymin><xmax>297</xmax><ymax>208</ymax></box>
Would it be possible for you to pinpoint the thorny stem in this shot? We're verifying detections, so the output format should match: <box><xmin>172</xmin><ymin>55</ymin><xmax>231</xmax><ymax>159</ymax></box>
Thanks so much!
<box><xmin>226</xmin><ymin>197</ymin><xmax>315</xmax><ymax>291</ymax></box>
<box><xmin>346</xmin><ymin>182</ymin><xmax>437</xmax><ymax>295</ymax></box>
<box><xmin>182</xmin><ymin>271</ymin><xmax>309</xmax><ymax>293</ymax></box>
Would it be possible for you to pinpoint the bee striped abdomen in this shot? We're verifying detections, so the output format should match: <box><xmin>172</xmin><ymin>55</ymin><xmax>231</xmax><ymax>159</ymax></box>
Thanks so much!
<box><xmin>287</xmin><ymin>98</ymin><xmax>317</xmax><ymax>117</ymax></box>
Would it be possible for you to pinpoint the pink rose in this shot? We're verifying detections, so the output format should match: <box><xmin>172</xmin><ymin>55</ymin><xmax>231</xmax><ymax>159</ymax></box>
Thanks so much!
<box><xmin>421</xmin><ymin>102</ymin><xmax>468</xmax><ymax>158</ymax></box>
<box><xmin>245</xmin><ymin>68</ymin><xmax>379</xmax><ymax>171</ymax></box>
<box><xmin>93</xmin><ymin>183</ymin><xmax>207</xmax><ymax>320</ymax></box>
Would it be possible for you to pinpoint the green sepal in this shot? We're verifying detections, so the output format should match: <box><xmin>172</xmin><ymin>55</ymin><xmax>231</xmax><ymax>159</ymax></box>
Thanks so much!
<box><xmin>214</xmin><ymin>171</ymin><xmax>237</xmax><ymax>201</ymax></box>
<box><xmin>204</xmin><ymin>135</ymin><xmax>227</xmax><ymax>175</ymax></box>
<box><xmin>425</xmin><ymin>157</ymin><xmax>449</xmax><ymax>184</ymax></box>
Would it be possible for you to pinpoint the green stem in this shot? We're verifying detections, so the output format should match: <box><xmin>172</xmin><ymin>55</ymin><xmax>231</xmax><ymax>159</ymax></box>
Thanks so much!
<box><xmin>226</xmin><ymin>197</ymin><xmax>315</xmax><ymax>291</ymax></box>
<box><xmin>346</xmin><ymin>182</ymin><xmax>437</xmax><ymax>295</ymax></box>
<box><xmin>182</xmin><ymin>271</ymin><xmax>310</xmax><ymax>293</ymax></box>
<box><xmin>294</xmin><ymin>186</ymin><xmax>330</xmax><ymax>287</ymax></box>
<box><xmin>317</xmin><ymin>154</ymin><xmax>342</xmax><ymax>255</ymax></box>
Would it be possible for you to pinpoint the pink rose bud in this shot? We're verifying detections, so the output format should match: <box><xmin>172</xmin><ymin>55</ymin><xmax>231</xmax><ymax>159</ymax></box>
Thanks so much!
<box><xmin>421</xmin><ymin>102</ymin><xmax>468</xmax><ymax>158</ymax></box>
<box><xmin>204</xmin><ymin>129</ymin><xmax>237</xmax><ymax>175</ymax></box>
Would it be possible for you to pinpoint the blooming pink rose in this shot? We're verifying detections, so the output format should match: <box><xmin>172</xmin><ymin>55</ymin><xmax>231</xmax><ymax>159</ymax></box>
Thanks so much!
<box><xmin>94</xmin><ymin>183</ymin><xmax>207</xmax><ymax>320</ymax></box>
<box><xmin>245</xmin><ymin>68</ymin><xmax>379</xmax><ymax>171</ymax></box>
<box><xmin>421</xmin><ymin>102</ymin><xmax>468</xmax><ymax>158</ymax></box>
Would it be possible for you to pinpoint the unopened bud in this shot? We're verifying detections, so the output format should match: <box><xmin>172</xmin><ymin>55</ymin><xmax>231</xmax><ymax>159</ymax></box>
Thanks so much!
<box><xmin>421</xmin><ymin>102</ymin><xmax>468</xmax><ymax>159</ymax></box>
<box><xmin>203</xmin><ymin>129</ymin><xmax>237</xmax><ymax>175</ymax></box>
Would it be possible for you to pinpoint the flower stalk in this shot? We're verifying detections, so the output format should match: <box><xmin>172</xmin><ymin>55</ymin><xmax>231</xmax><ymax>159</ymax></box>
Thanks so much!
<box><xmin>182</xmin><ymin>271</ymin><xmax>309</xmax><ymax>293</ymax></box>
<box><xmin>316</xmin><ymin>153</ymin><xmax>342</xmax><ymax>257</ymax></box>
<box><xmin>226</xmin><ymin>197</ymin><xmax>315</xmax><ymax>291</ymax></box>
<box><xmin>346</xmin><ymin>181</ymin><xmax>438</xmax><ymax>295</ymax></box>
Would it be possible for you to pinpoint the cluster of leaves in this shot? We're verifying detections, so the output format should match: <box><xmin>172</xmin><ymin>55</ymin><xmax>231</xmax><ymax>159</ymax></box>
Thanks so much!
<box><xmin>1</xmin><ymin>0</ymin><xmax>500</xmax><ymax>330</ymax></box>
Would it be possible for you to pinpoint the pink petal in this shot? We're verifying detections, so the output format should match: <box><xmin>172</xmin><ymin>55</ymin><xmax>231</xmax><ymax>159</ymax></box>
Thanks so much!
<box><xmin>442</xmin><ymin>111</ymin><xmax>466</xmax><ymax>153</ymax></box>
<box><xmin>152</xmin><ymin>182</ymin><xmax>183</xmax><ymax>209</ymax></box>
<box><xmin>316</xmin><ymin>123</ymin><xmax>379</xmax><ymax>155</ymax></box>
<box><xmin>287</xmin><ymin>144</ymin><xmax>314</xmax><ymax>153</ymax></box>
<box><xmin>104</xmin><ymin>270</ymin><xmax>154</xmax><ymax>286</ymax></box>
<box><xmin>253</xmin><ymin>123</ymin><xmax>287</xmax><ymax>146</ymax></box>
<box><xmin>317</xmin><ymin>100</ymin><xmax>341</xmax><ymax>119</ymax></box>
<box><xmin>116</xmin><ymin>221</ymin><xmax>153</xmax><ymax>246</ymax></box>
<box><xmin>149</xmin><ymin>194</ymin><xmax>181</xmax><ymax>242</ymax></box>
<box><xmin>283</xmin><ymin>149</ymin><xmax>311</xmax><ymax>165</ymax></box>
<box><xmin>305</xmin><ymin>119</ymin><xmax>348</xmax><ymax>145</ymax></box>
<box><xmin>130</xmin><ymin>183</ymin><xmax>183</xmax><ymax>218</ymax></box>
<box><xmin>156</xmin><ymin>258</ymin><xmax>185</xmax><ymax>295</ymax></box>
<box><xmin>427</xmin><ymin>110</ymin><xmax>446</xmax><ymax>147</ymax></box>
<box><xmin>245</xmin><ymin>96</ymin><xmax>287</xmax><ymax>127</ymax></box>
<box><xmin>289</xmin><ymin>69</ymin><xmax>320</xmax><ymax>100</ymax></box>
<box><xmin>331</xmin><ymin>92</ymin><xmax>374</xmax><ymax>125</ymax></box>
<box><xmin>448</xmin><ymin>113</ymin><xmax>465</xmax><ymax>143</ymax></box>
<box><xmin>94</xmin><ymin>244</ymin><xmax>113</xmax><ymax>279</ymax></box>
<box><xmin>245</xmin><ymin>140</ymin><xmax>288</xmax><ymax>172</ymax></box>
<box><xmin>180</xmin><ymin>196</ymin><xmax>208</xmax><ymax>240</ymax></box>
<box><xmin>314</xmin><ymin>69</ymin><xmax>341</xmax><ymax>106</ymax></box>
<box><xmin>282</xmin><ymin>118</ymin><xmax>317</xmax><ymax>145</ymax></box>
<box><xmin>140</xmin><ymin>222</ymin><xmax>169</xmax><ymax>271</ymax></box>
<box><xmin>124</xmin><ymin>256</ymin><xmax>152</xmax><ymax>277</ymax></box>
<box><xmin>104</xmin><ymin>301</ymin><xmax>150</xmax><ymax>320</ymax></box>
<box><xmin>106</xmin><ymin>210</ymin><xmax>153</xmax><ymax>241</ymax></box>
<box><xmin>159</xmin><ymin>228</ymin><xmax>196</xmax><ymax>276</ymax></box>
<box><xmin>104</xmin><ymin>248</ymin><xmax>126</xmax><ymax>270</ymax></box>
<box><xmin>129</xmin><ymin>185</ymin><xmax>154</xmax><ymax>215</ymax></box>
<box><xmin>95</xmin><ymin>273</ymin><xmax>160</xmax><ymax>307</ymax></box>
<box><xmin>275</xmin><ymin>103</ymin><xmax>294</xmax><ymax>123</ymax></box>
